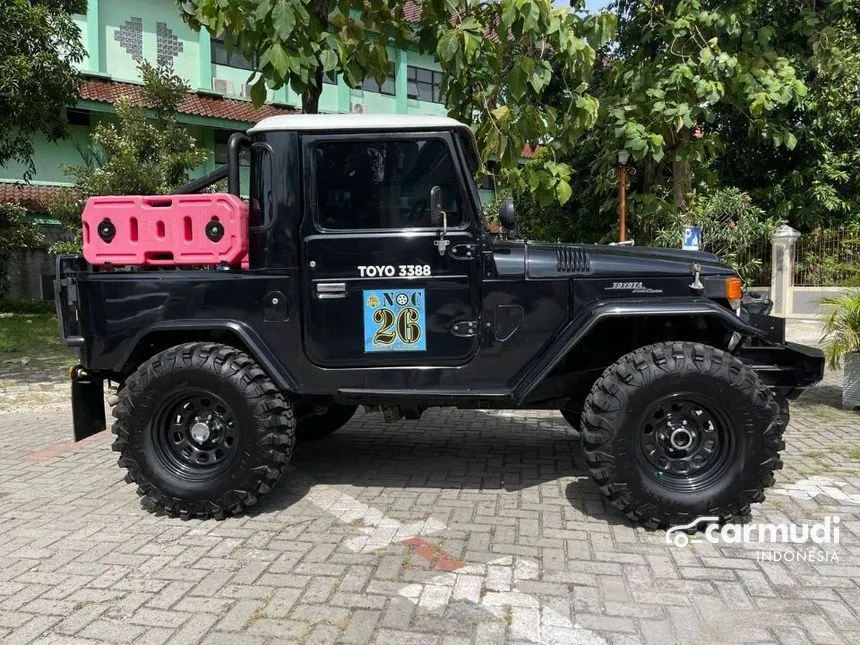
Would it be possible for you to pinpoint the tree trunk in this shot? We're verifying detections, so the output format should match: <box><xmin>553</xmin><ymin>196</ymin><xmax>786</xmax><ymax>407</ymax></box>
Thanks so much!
<box><xmin>301</xmin><ymin>0</ymin><xmax>330</xmax><ymax>115</ymax></box>
<box><xmin>301</xmin><ymin>78</ymin><xmax>323</xmax><ymax>114</ymax></box>
<box><xmin>673</xmin><ymin>159</ymin><xmax>691</xmax><ymax>212</ymax></box>
<box><xmin>672</xmin><ymin>128</ymin><xmax>692</xmax><ymax>212</ymax></box>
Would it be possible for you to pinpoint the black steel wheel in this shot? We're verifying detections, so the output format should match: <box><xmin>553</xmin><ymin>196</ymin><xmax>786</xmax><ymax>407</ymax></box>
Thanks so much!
<box><xmin>637</xmin><ymin>396</ymin><xmax>735</xmax><ymax>493</ymax></box>
<box><xmin>581</xmin><ymin>342</ymin><xmax>786</xmax><ymax>529</ymax></box>
<box><xmin>112</xmin><ymin>343</ymin><xmax>295</xmax><ymax>519</ymax></box>
<box><xmin>152</xmin><ymin>391</ymin><xmax>240</xmax><ymax>479</ymax></box>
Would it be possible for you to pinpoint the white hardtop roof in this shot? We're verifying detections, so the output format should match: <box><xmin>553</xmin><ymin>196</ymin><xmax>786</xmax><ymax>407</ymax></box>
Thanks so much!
<box><xmin>248</xmin><ymin>113</ymin><xmax>466</xmax><ymax>134</ymax></box>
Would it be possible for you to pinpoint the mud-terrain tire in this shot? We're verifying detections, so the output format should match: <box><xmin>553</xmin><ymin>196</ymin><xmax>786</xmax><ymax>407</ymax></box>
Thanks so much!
<box><xmin>581</xmin><ymin>342</ymin><xmax>786</xmax><ymax>529</ymax></box>
<box><xmin>296</xmin><ymin>404</ymin><xmax>358</xmax><ymax>442</ymax></box>
<box><xmin>112</xmin><ymin>343</ymin><xmax>295</xmax><ymax>519</ymax></box>
<box><xmin>560</xmin><ymin>409</ymin><xmax>580</xmax><ymax>430</ymax></box>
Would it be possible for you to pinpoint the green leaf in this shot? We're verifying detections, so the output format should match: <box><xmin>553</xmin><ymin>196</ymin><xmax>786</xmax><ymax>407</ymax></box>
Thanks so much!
<box><xmin>556</xmin><ymin>180</ymin><xmax>572</xmax><ymax>205</ymax></box>
<box><xmin>255</xmin><ymin>0</ymin><xmax>272</xmax><ymax>21</ymax></box>
<box><xmin>272</xmin><ymin>0</ymin><xmax>295</xmax><ymax>36</ymax></box>
<box><xmin>509</xmin><ymin>65</ymin><xmax>528</xmax><ymax>101</ymax></box>
<box><xmin>266</xmin><ymin>43</ymin><xmax>289</xmax><ymax>77</ymax></box>
<box><xmin>319</xmin><ymin>49</ymin><xmax>338</xmax><ymax>73</ymax></box>
<box><xmin>437</xmin><ymin>31</ymin><xmax>459</xmax><ymax>63</ymax></box>
<box><xmin>250</xmin><ymin>75</ymin><xmax>267</xmax><ymax>107</ymax></box>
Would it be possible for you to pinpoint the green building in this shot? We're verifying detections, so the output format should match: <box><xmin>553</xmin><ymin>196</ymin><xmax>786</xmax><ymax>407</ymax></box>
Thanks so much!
<box><xmin>0</xmin><ymin>0</ymin><xmax>468</xmax><ymax>206</ymax></box>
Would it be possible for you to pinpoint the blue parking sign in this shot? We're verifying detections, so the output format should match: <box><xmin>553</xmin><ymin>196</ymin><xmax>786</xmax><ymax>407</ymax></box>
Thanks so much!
<box><xmin>683</xmin><ymin>226</ymin><xmax>702</xmax><ymax>251</ymax></box>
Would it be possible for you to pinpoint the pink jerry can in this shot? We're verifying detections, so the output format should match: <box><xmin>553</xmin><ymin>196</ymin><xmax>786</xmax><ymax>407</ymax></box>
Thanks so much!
<box><xmin>81</xmin><ymin>194</ymin><xmax>249</xmax><ymax>267</ymax></box>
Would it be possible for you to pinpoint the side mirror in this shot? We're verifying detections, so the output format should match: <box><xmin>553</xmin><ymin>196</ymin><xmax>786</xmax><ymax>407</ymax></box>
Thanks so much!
<box><xmin>430</xmin><ymin>185</ymin><xmax>444</xmax><ymax>225</ymax></box>
<box><xmin>499</xmin><ymin>196</ymin><xmax>516</xmax><ymax>229</ymax></box>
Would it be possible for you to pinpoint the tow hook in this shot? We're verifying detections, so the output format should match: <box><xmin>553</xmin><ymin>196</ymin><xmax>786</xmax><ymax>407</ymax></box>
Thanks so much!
<box><xmin>689</xmin><ymin>263</ymin><xmax>704</xmax><ymax>292</ymax></box>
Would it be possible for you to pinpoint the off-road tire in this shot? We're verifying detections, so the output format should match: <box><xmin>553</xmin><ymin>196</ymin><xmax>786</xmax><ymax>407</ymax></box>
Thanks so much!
<box><xmin>296</xmin><ymin>404</ymin><xmax>358</xmax><ymax>442</ymax></box>
<box><xmin>581</xmin><ymin>342</ymin><xmax>786</xmax><ymax>529</ymax></box>
<box><xmin>112</xmin><ymin>343</ymin><xmax>295</xmax><ymax>519</ymax></box>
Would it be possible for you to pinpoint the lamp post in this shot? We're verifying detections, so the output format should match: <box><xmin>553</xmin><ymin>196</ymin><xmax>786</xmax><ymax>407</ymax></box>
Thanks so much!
<box><xmin>617</xmin><ymin>149</ymin><xmax>630</xmax><ymax>243</ymax></box>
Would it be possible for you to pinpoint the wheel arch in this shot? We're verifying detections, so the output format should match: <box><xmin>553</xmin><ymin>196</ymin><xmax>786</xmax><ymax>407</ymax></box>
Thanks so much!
<box><xmin>114</xmin><ymin>320</ymin><xmax>298</xmax><ymax>392</ymax></box>
<box><xmin>512</xmin><ymin>299</ymin><xmax>764</xmax><ymax>404</ymax></box>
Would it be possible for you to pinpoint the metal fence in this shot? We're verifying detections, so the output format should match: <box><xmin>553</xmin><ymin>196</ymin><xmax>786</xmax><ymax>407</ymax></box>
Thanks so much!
<box><xmin>733</xmin><ymin>239</ymin><xmax>772</xmax><ymax>287</ymax></box>
<box><xmin>794</xmin><ymin>228</ymin><xmax>860</xmax><ymax>287</ymax></box>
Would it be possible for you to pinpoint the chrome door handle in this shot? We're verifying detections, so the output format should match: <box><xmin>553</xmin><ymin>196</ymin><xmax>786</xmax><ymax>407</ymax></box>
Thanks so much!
<box><xmin>316</xmin><ymin>282</ymin><xmax>347</xmax><ymax>298</ymax></box>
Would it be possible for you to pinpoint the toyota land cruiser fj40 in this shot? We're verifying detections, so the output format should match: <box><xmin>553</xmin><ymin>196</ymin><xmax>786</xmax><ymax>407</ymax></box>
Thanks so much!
<box><xmin>55</xmin><ymin>114</ymin><xmax>824</xmax><ymax>528</ymax></box>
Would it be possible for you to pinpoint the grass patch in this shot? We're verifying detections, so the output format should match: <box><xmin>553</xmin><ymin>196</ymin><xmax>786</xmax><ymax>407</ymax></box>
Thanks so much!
<box><xmin>846</xmin><ymin>447</ymin><xmax>860</xmax><ymax>461</ymax></box>
<box><xmin>0</xmin><ymin>299</ymin><xmax>56</xmax><ymax>315</ymax></box>
<box><xmin>0</xmin><ymin>314</ymin><xmax>76</xmax><ymax>368</ymax></box>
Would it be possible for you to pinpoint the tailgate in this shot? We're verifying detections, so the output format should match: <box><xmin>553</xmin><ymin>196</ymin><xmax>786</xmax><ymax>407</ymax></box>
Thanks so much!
<box><xmin>54</xmin><ymin>254</ymin><xmax>86</xmax><ymax>347</ymax></box>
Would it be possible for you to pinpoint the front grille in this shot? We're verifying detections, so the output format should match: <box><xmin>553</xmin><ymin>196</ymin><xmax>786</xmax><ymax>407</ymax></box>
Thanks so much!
<box><xmin>556</xmin><ymin>246</ymin><xmax>591</xmax><ymax>274</ymax></box>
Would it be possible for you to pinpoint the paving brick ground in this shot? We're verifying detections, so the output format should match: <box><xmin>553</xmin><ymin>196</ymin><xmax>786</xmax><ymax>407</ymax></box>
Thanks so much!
<box><xmin>1</xmin><ymin>321</ymin><xmax>859</xmax><ymax>644</ymax></box>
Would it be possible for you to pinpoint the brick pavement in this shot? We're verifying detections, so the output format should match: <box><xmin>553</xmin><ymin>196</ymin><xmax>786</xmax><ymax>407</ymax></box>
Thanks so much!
<box><xmin>0</xmin><ymin>322</ymin><xmax>859</xmax><ymax>644</ymax></box>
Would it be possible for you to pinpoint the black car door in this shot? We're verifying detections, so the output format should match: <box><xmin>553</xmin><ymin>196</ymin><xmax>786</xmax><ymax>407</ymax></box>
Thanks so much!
<box><xmin>300</xmin><ymin>132</ymin><xmax>481</xmax><ymax>368</ymax></box>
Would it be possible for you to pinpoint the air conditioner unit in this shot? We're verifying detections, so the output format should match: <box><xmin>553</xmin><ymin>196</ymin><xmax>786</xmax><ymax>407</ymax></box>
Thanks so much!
<box><xmin>212</xmin><ymin>78</ymin><xmax>234</xmax><ymax>94</ymax></box>
<box><xmin>241</xmin><ymin>84</ymin><xmax>254</xmax><ymax>99</ymax></box>
<box><xmin>351</xmin><ymin>103</ymin><xmax>366</xmax><ymax>114</ymax></box>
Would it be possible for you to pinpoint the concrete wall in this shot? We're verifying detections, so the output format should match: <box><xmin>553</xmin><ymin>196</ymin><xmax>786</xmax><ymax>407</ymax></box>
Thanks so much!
<box><xmin>4</xmin><ymin>226</ymin><xmax>70</xmax><ymax>301</ymax></box>
<box><xmin>793</xmin><ymin>287</ymin><xmax>847</xmax><ymax>317</ymax></box>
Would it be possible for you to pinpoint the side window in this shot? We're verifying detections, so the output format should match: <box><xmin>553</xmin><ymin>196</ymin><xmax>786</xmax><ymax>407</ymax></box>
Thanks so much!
<box><xmin>314</xmin><ymin>139</ymin><xmax>463</xmax><ymax>230</ymax></box>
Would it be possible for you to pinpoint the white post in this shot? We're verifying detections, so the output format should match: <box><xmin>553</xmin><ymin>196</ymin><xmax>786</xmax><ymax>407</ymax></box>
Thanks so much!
<box><xmin>771</xmin><ymin>225</ymin><xmax>801</xmax><ymax>317</ymax></box>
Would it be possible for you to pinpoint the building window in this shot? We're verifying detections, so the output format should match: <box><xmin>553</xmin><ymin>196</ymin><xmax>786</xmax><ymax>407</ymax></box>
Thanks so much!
<box><xmin>314</xmin><ymin>139</ymin><xmax>463</xmax><ymax>230</ymax></box>
<box><xmin>407</xmin><ymin>66</ymin><xmax>444</xmax><ymax>103</ymax></box>
<box><xmin>211</xmin><ymin>38</ymin><xmax>255</xmax><ymax>70</ymax></box>
<box><xmin>214</xmin><ymin>130</ymin><xmax>250</xmax><ymax>166</ymax></box>
<box><xmin>66</xmin><ymin>109</ymin><xmax>91</xmax><ymax>127</ymax></box>
<box><xmin>356</xmin><ymin>71</ymin><xmax>396</xmax><ymax>96</ymax></box>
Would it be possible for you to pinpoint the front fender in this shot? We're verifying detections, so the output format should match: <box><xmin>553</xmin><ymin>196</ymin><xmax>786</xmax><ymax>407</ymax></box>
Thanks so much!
<box><xmin>510</xmin><ymin>298</ymin><xmax>766</xmax><ymax>403</ymax></box>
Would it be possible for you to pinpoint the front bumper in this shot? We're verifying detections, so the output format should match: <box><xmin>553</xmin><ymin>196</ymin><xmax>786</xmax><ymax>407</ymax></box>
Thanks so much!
<box><xmin>738</xmin><ymin>313</ymin><xmax>825</xmax><ymax>399</ymax></box>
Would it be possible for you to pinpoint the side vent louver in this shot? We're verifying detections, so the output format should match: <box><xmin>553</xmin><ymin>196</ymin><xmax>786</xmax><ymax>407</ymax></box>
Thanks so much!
<box><xmin>556</xmin><ymin>246</ymin><xmax>591</xmax><ymax>274</ymax></box>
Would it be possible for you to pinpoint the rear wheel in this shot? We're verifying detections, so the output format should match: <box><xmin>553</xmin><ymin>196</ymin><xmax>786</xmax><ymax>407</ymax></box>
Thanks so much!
<box><xmin>581</xmin><ymin>342</ymin><xmax>785</xmax><ymax>529</ymax></box>
<box><xmin>112</xmin><ymin>343</ymin><xmax>295</xmax><ymax>519</ymax></box>
<box><xmin>296</xmin><ymin>404</ymin><xmax>358</xmax><ymax>441</ymax></box>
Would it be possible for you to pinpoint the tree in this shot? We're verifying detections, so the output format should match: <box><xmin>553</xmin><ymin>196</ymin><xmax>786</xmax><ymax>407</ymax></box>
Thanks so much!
<box><xmin>509</xmin><ymin>0</ymin><xmax>814</xmax><ymax>246</ymax></box>
<box><xmin>51</xmin><ymin>62</ymin><xmax>209</xmax><ymax>248</ymax></box>
<box><xmin>601</xmin><ymin>0</ymin><xmax>806</xmax><ymax>216</ymax></box>
<box><xmin>716</xmin><ymin>1</ymin><xmax>860</xmax><ymax>231</ymax></box>
<box><xmin>0</xmin><ymin>0</ymin><xmax>86</xmax><ymax>180</ymax></box>
<box><xmin>177</xmin><ymin>0</ymin><xmax>615</xmax><ymax>204</ymax></box>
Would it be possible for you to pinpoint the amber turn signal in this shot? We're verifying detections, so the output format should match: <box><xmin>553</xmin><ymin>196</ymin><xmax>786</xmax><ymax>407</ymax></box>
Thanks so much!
<box><xmin>725</xmin><ymin>277</ymin><xmax>744</xmax><ymax>310</ymax></box>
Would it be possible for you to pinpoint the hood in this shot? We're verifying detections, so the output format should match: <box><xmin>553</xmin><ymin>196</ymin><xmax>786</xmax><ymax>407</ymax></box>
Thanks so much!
<box><xmin>493</xmin><ymin>242</ymin><xmax>738</xmax><ymax>280</ymax></box>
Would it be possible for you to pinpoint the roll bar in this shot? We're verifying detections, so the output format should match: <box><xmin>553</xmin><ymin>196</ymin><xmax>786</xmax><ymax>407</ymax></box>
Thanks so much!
<box><xmin>176</xmin><ymin>132</ymin><xmax>250</xmax><ymax>197</ymax></box>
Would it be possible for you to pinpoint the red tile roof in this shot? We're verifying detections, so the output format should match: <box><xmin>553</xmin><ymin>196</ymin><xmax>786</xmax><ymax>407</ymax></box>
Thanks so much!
<box><xmin>521</xmin><ymin>144</ymin><xmax>539</xmax><ymax>159</ymax></box>
<box><xmin>0</xmin><ymin>182</ymin><xmax>66</xmax><ymax>212</ymax></box>
<box><xmin>79</xmin><ymin>77</ymin><xmax>299</xmax><ymax>124</ymax></box>
<box><xmin>404</xmin><ymin>0</ymin><xmax>421</xmax><ymax>22</ymax></box>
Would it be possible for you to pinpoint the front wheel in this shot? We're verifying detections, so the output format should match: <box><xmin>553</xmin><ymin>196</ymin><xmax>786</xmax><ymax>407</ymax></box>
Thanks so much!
<box><xmin>112</xmin><ymin>343</ymin><xmax>295</xmax><ymax>519</ymax></box>
<box><xmin>581</xmin><ymin>342</ymin><xmax>785</xmax><ymax>529</ymax></box>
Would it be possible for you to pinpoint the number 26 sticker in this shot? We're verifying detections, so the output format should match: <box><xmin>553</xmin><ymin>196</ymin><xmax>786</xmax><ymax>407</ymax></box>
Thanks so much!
<box><xmin>363</xmin><ymin>289</ymin><xmax>426</xmax><ymax>352</ymax></box>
